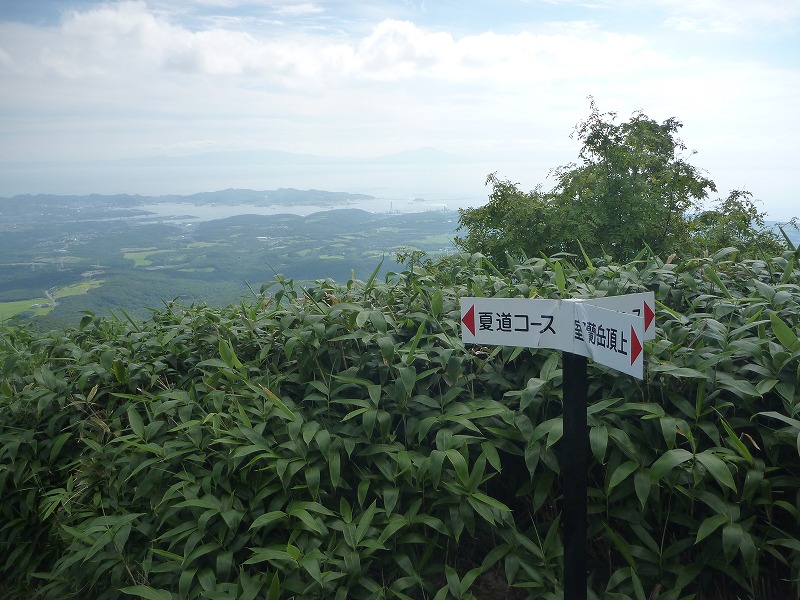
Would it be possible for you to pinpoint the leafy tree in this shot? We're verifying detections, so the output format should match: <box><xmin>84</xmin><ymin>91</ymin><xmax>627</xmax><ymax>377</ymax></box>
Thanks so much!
<box><xmin>453</xmin><ymin>174</ymin><xmax>557</xmax><ymax>265</ymax></box>
<box><xmin>457</xmin><ymin>100</ymin><xmax>729</xmax><ymax>262</ymax></box>
<box><xmin>687</xmin><ymin>189</ymin><xmax>785</xmax><ymax>258</ymax></box>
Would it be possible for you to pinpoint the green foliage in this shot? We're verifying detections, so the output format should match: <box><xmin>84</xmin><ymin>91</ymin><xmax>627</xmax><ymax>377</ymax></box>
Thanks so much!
<box><xmin>1</xmin><ymin>248</ymin><xmax>799</xmax><ymax>599</ymax></box>
<box><xmin>456</xmin><ymin>100</ymin><xmax>785</xmax><ymax>263</ymax></box>
<box><xmin>687</xmin><ymin>189</ymin><xmax>787</xmax><ymax>258</ymax></box>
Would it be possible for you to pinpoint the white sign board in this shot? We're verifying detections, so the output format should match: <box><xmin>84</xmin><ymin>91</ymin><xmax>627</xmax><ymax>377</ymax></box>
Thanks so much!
<box><xmin>460</xmin><ymin>294</ymin><xmax>648</xmax><ymax>379</ymax></box>
<box><xmin>460</xmin><ymin>298</ymin><xmax>563</xmax><ymax>349</ymax></box>
<box><xmin>580</xmin><ymin>291</ymin><xmax>655</xmax><ymax>340</ymax></box>
<box><xmin>564</xmin><ymin>300</ymin><xmax>644</xmax><ymax>379</ymax></box>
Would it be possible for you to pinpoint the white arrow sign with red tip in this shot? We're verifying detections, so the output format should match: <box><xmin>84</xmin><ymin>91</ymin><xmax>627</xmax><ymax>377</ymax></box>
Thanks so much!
<box><xmin>460</xmin><ymin>298</ymin><xmax>562</xmax><ymax>349</ymax></box>
<box><xmin>460</xmin><ymin>293</ymin><xmax>652</xmax><ymax>379</ymax></box>
<box><xmin>564</xmin><ymin>299</ymin><xmax>644</xmax><ymax>378</ymax></box>
<box><xmin>580</xmin><ymin>291</ymin><xmax>655</xmax><ymax>340</ymax></box>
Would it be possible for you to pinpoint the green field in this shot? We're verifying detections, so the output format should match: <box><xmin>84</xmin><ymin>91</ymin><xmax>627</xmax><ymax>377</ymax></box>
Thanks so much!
<box><xmin>0</xmin><ymin>195</ymin><xmax>465</xmax><ymax>325</ymax></box>
<box><xmin>123</xmin><ymin>248</ymin><xmax>175</xmax><ymax>266</ymax></box>
<box><xmin>0</xmin><ymin>298</ymin><xmax>51</xmax><ymax>321</ymax></box>
<box><xmin>0</xmin><ymin>280</ymin><xmax>105</xmax><ymax>321</ymax></box>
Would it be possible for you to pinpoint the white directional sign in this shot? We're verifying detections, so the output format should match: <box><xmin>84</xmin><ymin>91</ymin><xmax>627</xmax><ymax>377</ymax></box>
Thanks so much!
<box><xmin>460</xmin><ymin>294</ymin><xmax>649</xmax><ymax>379</ymax></box>
<box><xmin>580</xmin><ymin>291</ymin><xmax>655</xmax><ymax>340</ymax></box>
<box><xmin>460</xmin><ymin>298</ymin><xmax>562</xmax><ymax>349</ymax></box>
<box><xmin>564</xmin><ymin>300</ymin><xmax>644</xmax><ymax>379</ymax></box>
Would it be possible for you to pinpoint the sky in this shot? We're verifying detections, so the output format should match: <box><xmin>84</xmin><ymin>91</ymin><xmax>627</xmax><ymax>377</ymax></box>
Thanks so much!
<box><xmin>0</xmin><ymin>0</ymin><xmax>798</xmax><ymax>219</ymax></box>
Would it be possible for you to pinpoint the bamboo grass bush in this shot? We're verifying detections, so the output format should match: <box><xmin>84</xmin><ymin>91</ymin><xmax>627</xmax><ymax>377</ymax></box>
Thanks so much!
<box><xmin>1</xmin><ymin>248</ymin><xmax>798</xmax><ymax>599</ymax></box>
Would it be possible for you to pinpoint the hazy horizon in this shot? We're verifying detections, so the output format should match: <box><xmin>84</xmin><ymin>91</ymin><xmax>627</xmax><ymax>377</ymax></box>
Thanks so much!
<box><xmin>0</xmin><ymin>147</ymin><xmax>528</xmax><ymax>212</ymax></box>
<box><xmin>1</xmin><ymin>1</ymin><xmax>798</xmax><ymax>220</ymax></box>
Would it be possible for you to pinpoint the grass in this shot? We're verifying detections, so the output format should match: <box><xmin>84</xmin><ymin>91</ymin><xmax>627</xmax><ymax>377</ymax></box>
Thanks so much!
<box><xmin>410</xmin><ymin>234</ymin><xmax>456</xmax><ymax>245</ymax></box>
<box><xmin>57</xmin><ymin>280</ymin><xmax>105</xmax><ymax>298</ymax></box>
<box><xmin>0</xmin><ymin>298</ymin><xmax>51</xmax><ymax>321</ymax></box>
<box><xmin>0</xmin><ymin>280</ymin><xmax>105</xmax><ymax>321</ymax></box>
<box><xmin>123</xmin><ymin>249</ymin><xmax>174</xmax><ymax>267</ymax></box>
<box><xmin>186</xmin><ymin>242</ymin><xmax>225</xmax><ymax>248</ymax></box>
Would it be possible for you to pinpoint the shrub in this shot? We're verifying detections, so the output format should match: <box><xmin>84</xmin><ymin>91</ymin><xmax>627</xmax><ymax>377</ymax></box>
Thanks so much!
<box><xmin>1</xmin><ymin>249</ymin><xmax>799</xmax><ymax>599</ymax></box>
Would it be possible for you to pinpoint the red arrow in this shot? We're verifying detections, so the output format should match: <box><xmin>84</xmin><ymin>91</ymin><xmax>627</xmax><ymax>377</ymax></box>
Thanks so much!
<box><xmin>462</xmin><ymin>304</ymin><xmax>476</xmax><ymax>336</ymax></box>
<box><xmin>630</xmin><ymin>326</ymin><xmax>642</xmax><ymax>365</ymax></box>
<box><xmin>644</xmin><ymin>300</ymin><xmax>655</xmax><ymax>332</ymax></box>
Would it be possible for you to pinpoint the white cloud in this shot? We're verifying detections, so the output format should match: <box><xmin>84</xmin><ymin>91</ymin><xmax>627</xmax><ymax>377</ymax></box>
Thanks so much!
<box><xmin>1</xmin><ymin>4</ymin><xmax>677</xmax><ymax>89</ymax></box>
<box><xmin>273</xmin><ymin>3</ymin><xmax>324</xmax><ymax>17</ymax></box>
<box><xmin>660</xmin><ymin>0</ymin><xmax>800</xmax><ymax>31</ymax></box>
<box><xmin>0</xmin><ymin>0</ymin><xmax>797</xmax><ymax>217</ymax></box>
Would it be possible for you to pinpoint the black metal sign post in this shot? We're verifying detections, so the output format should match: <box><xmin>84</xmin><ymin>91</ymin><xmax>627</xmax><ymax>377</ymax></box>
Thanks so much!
<box><xmin>562</xmin><ymin>351</ymin><xmax>588</xmax><ymax>600</ymax></box>
<box><xmin>460</xmin><ymin>295</ymin><xmax>650</xmax><ymax>600</ymax></box>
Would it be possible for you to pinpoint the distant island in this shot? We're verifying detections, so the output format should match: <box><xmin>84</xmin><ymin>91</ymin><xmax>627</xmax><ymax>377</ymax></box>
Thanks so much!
<box><xmin>0</xmin><ymin>188</ymin><xmax>381</xmax><ymax>230</ymax></box>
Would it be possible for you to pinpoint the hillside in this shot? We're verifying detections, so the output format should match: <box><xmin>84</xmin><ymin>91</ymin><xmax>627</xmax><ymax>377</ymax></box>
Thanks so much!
<box><xmin>0</xmin><ymin>190</ymin><xmax>459</xmax><ymax>324</ymax></box>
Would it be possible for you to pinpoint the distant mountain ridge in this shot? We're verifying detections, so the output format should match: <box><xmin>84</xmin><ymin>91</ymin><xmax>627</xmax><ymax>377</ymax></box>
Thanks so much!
<box><xmin>0</xmin><ymin>187</ymin><xmax>373</xmax><ymax>205</ymax></box>
<box><xmin>0</xmin><ymin>146</ymin><xmax>484</xmax><ymax>199</ymax></box>
<box><xmin>0</xmin><ymin>188</ymin><xmax>379</xmax><ymax>231</ymax></box>
<box><xmin>1</xmin><ymin>147</ymin><xmax>464</xmax><ymax>170</ymax></box>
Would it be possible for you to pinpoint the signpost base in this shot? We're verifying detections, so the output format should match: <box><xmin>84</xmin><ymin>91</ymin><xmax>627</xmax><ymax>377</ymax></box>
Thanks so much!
<box><xmin>459</xmin><ymin>294</ymin><xmax>652</xmax><ymax>599</ymax></box>
<box><xmin>562</xmin><ymin>352</ymin><xmax>588</xmax><ymax>600</ymax></box>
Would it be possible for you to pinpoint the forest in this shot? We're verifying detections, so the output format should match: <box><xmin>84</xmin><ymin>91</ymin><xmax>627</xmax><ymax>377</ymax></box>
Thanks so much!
<box><xmin>0</xmin><ymin>190</ymin><xmax>457</xmax><ymax>325</ymax></box>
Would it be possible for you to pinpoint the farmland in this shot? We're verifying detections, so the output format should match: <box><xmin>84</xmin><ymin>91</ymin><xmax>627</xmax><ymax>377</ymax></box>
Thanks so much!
<box><xmin>0</xmin><ymin>189</ymin><xmax>459</xmax><ymax>324</ymax></box>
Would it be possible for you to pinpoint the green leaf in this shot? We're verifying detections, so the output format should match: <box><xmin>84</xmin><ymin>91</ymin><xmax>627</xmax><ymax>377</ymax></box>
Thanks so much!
<box><xmin>445</xmin><ymin>565</ymin><xmax>460</xmax><ymax>598</ymax></box>
<box><xmin>607</xmin><ymin>461</ymin><xmax>638</xmax><ymax>493</ymax></box>
<box><xmin>554</xmin><ymin>260</ymin><xmax>566</xmax><ymax>295</ymax></box>
<box><xmin>445</xmin><ymin>448</ymin><xmax>469</xmax><ymax>484</ymax></box>
<box><xmin>407</xmin><ymin>322</ymin><xmax>430</xmax><ymax>369</ymax></box>
<box><xmin>589</xmin><ymin>425</ymin><xmax>608</xmax><ymax>463</ymax></box>
<box><xmin>481</xmin><ymin>442</ymin><xmax>502</xmax><ymax>473</ymax></box>
<box><xmin>306</xmin><ymin>465</ymin><xmax>321</xmax><ymax>500</ymax></box>
<box><xmin>289</xmin><ymin>508</ymin><xmax>323</xmax><ymax>533</ymax></box>
<box><xmin>370</xmin><ymin>310</ymin><xmax>388</xmax><ymax>332</ymax></box>
<box><xmin>696</xmin><ymin>514</ymin><xmax>729</xmax><ymax>544</ymax></box>
<box><xmin>383</xmin><ymin>486</ymin><xmax>399</xmax><ymax>514</ymax></box>
<box><xmin>431</xmin><ymin>290</ymin><xmax>443</xmax><ymax>318</ymax></box>
<box><xmin>397</xmin><ymin>366</ymin><xmax>416</xmax><ymax>396</ymax></box>
<box><xmin>48</xmin><ymin>431</ymin><xmax>72</xmax><ymax>465</ymax></box>
<box><xmin>603</xmin><ymin>523</ymin><xmax>636</xmax><ymax>568</ymax></box>
<box><xmin>340</xmin><ymin>497</ymin><xmax>353</xmax><ymax>523</ymax></box>
<box><xmin>378</xmin><ymin>516</ymin><xmax>407</xmax><ymax>545</ymax></box>
<box><xmin>250</xmin><ymin>511</ymin><xmax>287</xmax><ymax>530</ymax></box>
<box><xmin>759</xmin><ymin>411</ymin><xmax>800</xmax><ymax>430</ymax></box>
<box><xmin>112</xmin><ymin>359</ymin><xmax>127</xmax><ymax>384</ymax></box>
<box><xmin>267</xmin><ymin>573</ymin><xmax>281</xmax><ymax>600</ymax></box>
<box><xmin>715</xmin><ymin>372</ymin><xmax>762</xmax><ymax>399</ymax></box>
<box><xmin>722</xmin><ymin>522</ymin><xmax>743</xmax><ymax>562</ymax></box>
<box><xmin>249</xmin><ymin>383</ymin><xmax>300</xmax><ymax>422</ymax></box>
<box><xmin>245</xmin><ymin>547</ymin><xmax>296</xmax><ymax>565</ymax></box>
<box><xmin>649</xmin><ymin>364</ymin><xmax>709</xmax><ymax>379</ymax></box>
<box><xmin>770</xmin><ymin>313</ymin><xmax>800</xmax><ymax>352</ymax></box>
<box><xmin>704</xmin><ymin>266</ymin><xmax>731</xmax><ymax>299</ymax></box>
<box><xmin>329</xmin><ymin>450</ymin><xmax>341</xmax><ymax>489</ymax></box>
<box><xmin>471</xmin><ymin>491</ymin><xmax>511</xmax><ymax>513</ymax></box>
<box><xmin>634</xmin><ymin>470</ymin><xmax>651</xmax><ymax>509</ymax></box>
<box><xmin>377</xmin><ymin>335</ymin><xmax>395</xmax><ymax>361</ymax></box>
<box><xmin>650</xmin><ymin>449</ymin><xmax>693</xmax><ymax>481</ymax></box>
<box><xmin>428</xmin><ymin>450</ymin><xmax>445</xmax><ymax>489</ymax></box>
<box><xmin>120</xmin><ymin>586</ymin><xmax>172</xmax><ymax>600</ymax></box>
<box><xmin>128</xmin><ymin>406</ymin><xmax>145</xmax><ymax>439</ymax></box>
<box><xmin>219</xmin><ymin>338</ymin><xmax>244</xmax><ymax>372</ymax></box>
<box><xmin>695</xmin><ymin>450</ymin><xmax>736</xmax><ymax>492</ymax></box>
<box><xmin>355</xmin><ymin>501</ymin><xmax>378</xmax><ymax>545</ymax></box>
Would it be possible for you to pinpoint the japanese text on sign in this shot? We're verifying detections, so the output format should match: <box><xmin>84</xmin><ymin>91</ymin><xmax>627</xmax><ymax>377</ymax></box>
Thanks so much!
<box><xmin>460</xmin><ymin>296</ymin><xmax>646</xmax><ymax>379</ymax></box>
